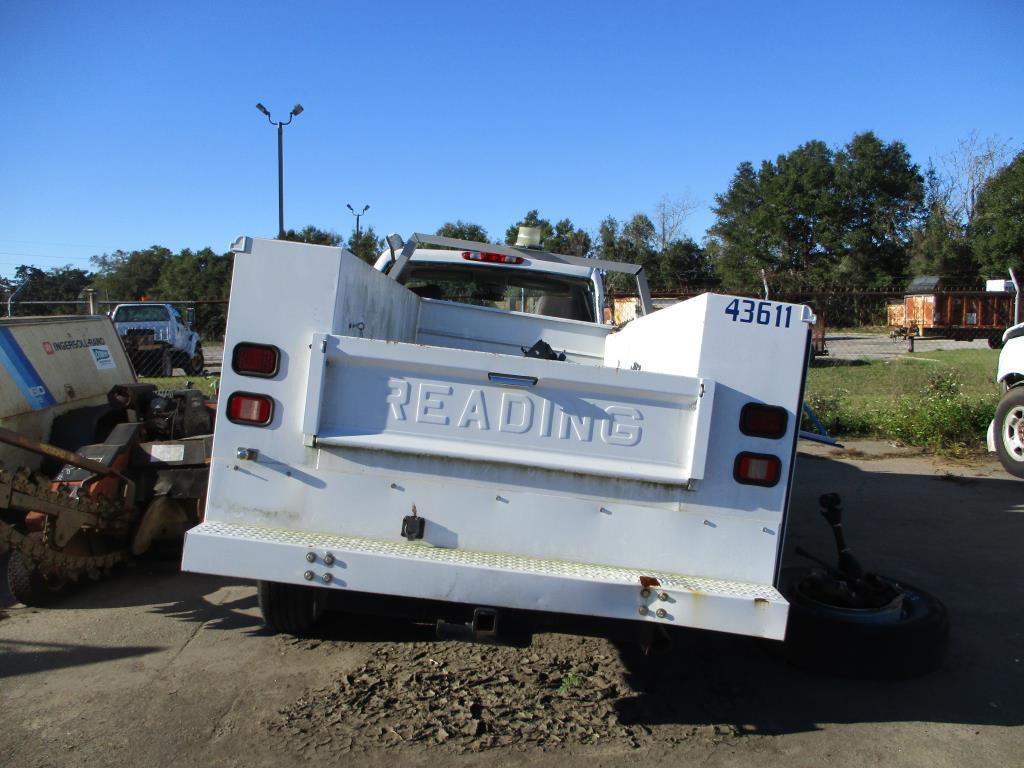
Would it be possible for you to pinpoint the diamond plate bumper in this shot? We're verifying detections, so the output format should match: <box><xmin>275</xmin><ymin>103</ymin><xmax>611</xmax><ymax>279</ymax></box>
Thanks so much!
<box><xmin>182</xmin><ymin>521</ymin><xmax>789</xmax><ymax>640</ymax></box>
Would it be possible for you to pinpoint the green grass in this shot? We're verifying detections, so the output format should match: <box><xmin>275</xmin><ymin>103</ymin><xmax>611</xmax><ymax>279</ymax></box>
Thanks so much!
<box><xmin>137</xmin><ymin>374</ymin><xmax>219</xmax><ymax>395</ymax></box>
<box><xmin>804</xmin><ymin>349</ymin><xmax>1000</xmax><ymax>452</ymax></box>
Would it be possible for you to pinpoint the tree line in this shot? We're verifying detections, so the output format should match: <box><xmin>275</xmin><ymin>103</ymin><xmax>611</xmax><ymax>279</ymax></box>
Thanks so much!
<box><xmin>3</xmin><ymin>130</ymin><xmax>1021</xmax><ymax>333</ymax></box>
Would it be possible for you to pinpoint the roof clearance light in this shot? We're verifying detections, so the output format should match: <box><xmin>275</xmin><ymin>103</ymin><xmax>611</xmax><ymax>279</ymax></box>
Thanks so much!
<box><xmin>739</xmin><ymin>404</ymin><xmax>788</xmax><ymax>439</ymax></box>
<box><xmin>734</xmin><ymin>452</ymin><xmax>782</xmax><ymax>487</ymax></box>
<box><xmin>232</xmin><ymin>342</ymin><xmax>280</xmax><ymax>378</ymax></box>
<box><xmin>227</xmin><ymin>392</ymin><xmax>274</xmax><ymax>426</ymax></box>
<box><xmin>462</xmin><ymin>251</ymin><xmax>524</xmax><ymax>265</ymax></box>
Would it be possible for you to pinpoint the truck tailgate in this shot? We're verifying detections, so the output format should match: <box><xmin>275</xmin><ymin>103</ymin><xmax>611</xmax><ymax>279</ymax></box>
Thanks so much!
<box><xmin>304</xmin><ymin>334</ymin><xmax>714</xmax><ymax>486</ymax></box>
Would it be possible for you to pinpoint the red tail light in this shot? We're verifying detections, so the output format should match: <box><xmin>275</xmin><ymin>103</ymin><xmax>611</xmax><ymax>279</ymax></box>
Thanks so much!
<box><xmin>734</xmin><ymin>453</ymin><xmax>781</xmax><ymax>487</ymax></box>
<box><xmin>227</xmin><ymin>392</ymin><xmax>274</xmax><ymax>425</ymax></box>
<box><xmin>739</xmin><ymin>404</ymin><xmax>788</xmax><ymax>439</ymax></box>
<box><xmin>232</xmin><ymin>342</ymin><xmax>280</xmax><ymax>378</ymax></box>
<box><xmin>232</xmin><ymin>343</ymin><xmax>280</xmax><ymax>377</ymax></box>
<box><xmin>462</xmin><ymin>250</ymin><xmax>524</xmax><ymax>264</ymax></box>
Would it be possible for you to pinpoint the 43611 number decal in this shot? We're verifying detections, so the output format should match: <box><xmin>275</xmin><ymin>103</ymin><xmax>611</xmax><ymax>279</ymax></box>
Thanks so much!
<box><xmin>724</xmin><ymin>299</ymin><xmax>793</xmax><ymax>328</ymax></box>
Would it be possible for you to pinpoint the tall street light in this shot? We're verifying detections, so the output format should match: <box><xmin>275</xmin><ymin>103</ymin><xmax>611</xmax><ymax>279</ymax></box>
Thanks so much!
<box><xmin>346</xmin><ymin>203</ymin><xmax>370</xmax><ymax>241</ymax></box>
<box><xmin>256</xmin><ymin>102</ymin><xmax>303</xmax><ymax>238</ymax></box>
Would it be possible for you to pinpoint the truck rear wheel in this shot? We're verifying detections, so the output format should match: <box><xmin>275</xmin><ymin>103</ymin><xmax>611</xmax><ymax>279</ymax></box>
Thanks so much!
<box><xmin>257</xmin><ymin>580</ymin><xmax>323</xmax><ymax>636</ymax></box>
<box><xmin>993</xmin><ymin>387</ymin><xmax>1024</xmax><ymax>479</ymax></box>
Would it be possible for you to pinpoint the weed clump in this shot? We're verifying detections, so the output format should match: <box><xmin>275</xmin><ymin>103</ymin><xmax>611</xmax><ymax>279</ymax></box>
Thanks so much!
<box><xmin>803</xmin><ymin>370</ymin><xmax>997</xmax><ymax>452</ymax></box>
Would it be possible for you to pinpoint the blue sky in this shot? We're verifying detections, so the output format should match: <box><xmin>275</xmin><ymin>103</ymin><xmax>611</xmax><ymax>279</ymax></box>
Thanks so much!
<box><xmin>1</xmin><ymin>0</ymin><xmax>1021</xmax><ymax>280</ymax></box>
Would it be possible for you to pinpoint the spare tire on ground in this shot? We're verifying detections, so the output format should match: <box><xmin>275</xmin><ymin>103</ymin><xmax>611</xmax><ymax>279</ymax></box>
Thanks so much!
<box><xmin>778</xmin><ymin>566</ymin><xmax>949</xmax><ymax>680</ymax></box>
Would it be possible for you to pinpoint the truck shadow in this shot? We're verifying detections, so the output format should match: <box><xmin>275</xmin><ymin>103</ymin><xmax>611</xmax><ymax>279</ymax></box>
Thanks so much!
<box><xmin>615</xmin><ymin>452</ymin><xmax>1023</xmax><ymax>734</ymax></box>
<box><xmin>612</xmin><ymin>625</ymin><xmax>1018</xmax><ymax>734</ymax></box>
<box><xmin>5</xmin><ymin>451</ymin><xmax>1015</xmax><ymax>735</ymax></box>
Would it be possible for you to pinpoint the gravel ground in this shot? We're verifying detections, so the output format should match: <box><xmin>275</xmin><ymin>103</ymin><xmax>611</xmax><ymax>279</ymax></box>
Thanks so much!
<box><xmin>269</xmin><ymin>634</ymin><xmax>729</xmax><ymax>755</ymax></box>
<box><xmin>824</xmin><ymin>332</ymin><xmax>992</xmax><ymax>360</ymax></box>
<box><xmin>1</xmin><ymin>443</ymin><xmax>1022</xmax><ymax>768</ymax></box>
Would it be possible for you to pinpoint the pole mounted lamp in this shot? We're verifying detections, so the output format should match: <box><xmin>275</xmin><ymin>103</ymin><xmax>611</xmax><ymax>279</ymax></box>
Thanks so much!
<box><xmin>346</xmin><ymin>203</ymin><xmax>370</xmax><ymax>241</ymax></box>
<box><xmin>256</xmin><ymin>102</ymin><xmax>304</xmax><ymax>239</ymax></box>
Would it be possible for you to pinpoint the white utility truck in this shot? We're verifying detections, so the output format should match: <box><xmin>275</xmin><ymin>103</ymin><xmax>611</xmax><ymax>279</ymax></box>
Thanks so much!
<box><xmin>987</xmin><ymin>321</ymin><xmax>1024</xmax><ymax>478</ymax></box>
<box><xmin>111</xmin><ymin>302</ymin><xmax>204</xmax><ymax>376</ymax></box>
<box><xmin>182</xmin><ymin>233</ymin><xmax>815</xmax><ymax>642</ymax></box>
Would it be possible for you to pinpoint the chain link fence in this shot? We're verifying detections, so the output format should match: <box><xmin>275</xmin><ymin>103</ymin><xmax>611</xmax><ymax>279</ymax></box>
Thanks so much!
<box><xmin>8</xmin><ymin>292</ymin><xmax>1016</xmax><ymax>440</ymax></box>
<box><xmin>5</xmin><ymin>299</ymin><xmax>228</xmax><ymax>381</ymax></box>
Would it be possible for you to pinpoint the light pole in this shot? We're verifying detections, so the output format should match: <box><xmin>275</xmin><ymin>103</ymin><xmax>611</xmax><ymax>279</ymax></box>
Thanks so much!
<box><xmin>346</xmin><ymin>203</ymin><xmax>370</xmax><ymax>242</ymax></box>
<box><xmin>256</xmin><ymin>102</ymin><xmax>303</xmax><ymax>238</ymax></box>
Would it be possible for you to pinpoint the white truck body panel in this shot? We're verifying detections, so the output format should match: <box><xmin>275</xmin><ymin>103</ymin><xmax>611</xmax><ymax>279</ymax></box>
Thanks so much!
<box><xmin>987</xmin><ymin>322</ymin><xmax>1024</xmax><ymax>453</ymax></box>
<box><xmin>183</xmin><ymin>237</ymin><xmax>814</xmax><ymax>640</ymax></box>
<box><xmin>995</xmin><ymin>323</ymin><xmax>1024</xmax><ymax>386</ymax></box>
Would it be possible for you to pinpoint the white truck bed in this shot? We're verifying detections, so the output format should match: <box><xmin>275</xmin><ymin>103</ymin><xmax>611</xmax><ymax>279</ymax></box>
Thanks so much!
<box><xmin>183</xmin><ymin>237</ymin><xmax>814</xmax><ymax>640</ymax></box>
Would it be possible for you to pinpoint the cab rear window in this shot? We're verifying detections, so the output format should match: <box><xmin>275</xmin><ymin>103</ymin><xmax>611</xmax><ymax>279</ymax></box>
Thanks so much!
<box><xmin>112</xmin><ymin>305</ymin><xmax>171</xmax><ymax>322</ymax></box>
<box><xmin>402</xmin><ymin>264</ymin><xmax>595</xmax><ymax>322</ymax></box>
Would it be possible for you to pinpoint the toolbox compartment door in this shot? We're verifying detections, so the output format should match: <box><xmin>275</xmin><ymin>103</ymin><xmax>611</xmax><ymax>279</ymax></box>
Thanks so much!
<box><xmin>304</xmin><ymin>334</ymin><xmax>713</xmax><ymax>486</ymax></box>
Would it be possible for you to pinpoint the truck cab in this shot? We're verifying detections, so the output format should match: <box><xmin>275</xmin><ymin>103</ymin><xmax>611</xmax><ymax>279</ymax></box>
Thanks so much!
<box><xmin>373</xmin><ymin>237</ymin><xmax>604</xmax><ymax>324</ymax></box>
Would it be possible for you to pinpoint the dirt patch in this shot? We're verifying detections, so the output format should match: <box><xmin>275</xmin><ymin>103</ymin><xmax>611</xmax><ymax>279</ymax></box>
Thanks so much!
<box><xmin>270</xmin><ymin>634</ymin><xmax>735</xmax><ymax>756</ymax></box>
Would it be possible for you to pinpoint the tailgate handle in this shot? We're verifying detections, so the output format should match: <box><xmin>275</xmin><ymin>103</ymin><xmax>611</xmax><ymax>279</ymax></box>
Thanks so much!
<box><xmin>487</xmin><ymin>372</ymin><xmax>538</xmax><ymax>388</ymax></box>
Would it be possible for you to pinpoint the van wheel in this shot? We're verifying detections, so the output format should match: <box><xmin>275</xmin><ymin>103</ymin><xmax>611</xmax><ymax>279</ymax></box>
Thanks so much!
<box><xmin>778</xmin><ymin>567</ymin><xmax>949</xmax><ymax>679</ymax></box>
<box><xmin>257</xmin><ymin>580</ymin><xmax>323</xmax><ymax>635</ymax></box>
<box><xmin>993</xmin><ymin>387</ymin><xmax>1024</xmax><ymax>479</ymax></box>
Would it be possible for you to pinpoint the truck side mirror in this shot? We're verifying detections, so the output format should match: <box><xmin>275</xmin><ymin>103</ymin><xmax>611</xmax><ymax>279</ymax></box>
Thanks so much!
<box><xmin>186</xmin><ymin>308</ymin><xmax>196</xmax><ymax>327</ymax></box>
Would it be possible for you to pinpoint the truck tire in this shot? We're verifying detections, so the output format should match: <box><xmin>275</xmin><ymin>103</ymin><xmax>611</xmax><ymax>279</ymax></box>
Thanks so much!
<box><xmin>7</xmin><ymin>542</ymin><xmax>72</xmax><ymax>607</ymax></box>
<box><xmin>257</xmin><ymin>580</ymin><xmax>323</xmax><ymax>636</ymax></box>
<box><xmin>778</xmin><ymin>567</ymin><xmax>949</xmax><ymax>680</ymax></box>
<box><xmin>993</xmin><ymin>387</ymin><xmax>1024</xmax><ymax>479</ymax></box>
<box><xmin>184</xmin><ymin>345</ymin><xmax>204</xmax><ymax>376</ymax></box>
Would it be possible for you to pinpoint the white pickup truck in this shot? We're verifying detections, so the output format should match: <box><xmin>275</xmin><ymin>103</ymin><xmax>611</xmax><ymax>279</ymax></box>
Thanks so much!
<box><xmin>182</xmin><ymin>233</ymin><xmax>815</xmax><ymax>643</ymax></box>
<box><xmin>987</xmin><ymin>321</ymin><xmax>1024</xmax><ymax>478</ymax></box>
<box><xmin>111</xmin><ymin>302</ymin><xmax>204</xmax><ymax>376</ymax></box>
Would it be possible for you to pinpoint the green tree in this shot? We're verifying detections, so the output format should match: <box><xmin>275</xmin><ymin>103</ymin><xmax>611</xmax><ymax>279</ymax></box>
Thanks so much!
<box><xmin>594</xmin><ymin>214</ymin><xmax>662</xmax><ymax>291</ymax></box>
<box><xmin>594</xmin><ymin>216</ymin><xmax>631</xmax><ymax>292</ymax></box>
<box><xmin>711</xmin><ymin>133</ymin><xmax>923</xmax><ymax>291</ymax></box>
<box><xmin>658</xmin><ymin>238</ymin><xmax>713</xmax><ymax>290</ymax></box>
<box><xmin>833</xmin><ymin>132</ymin><xmax>924</xmax><ymax>287</ymax></box>
<box><xmin>346</xmin><ymin>226</ymin><xmax>384</xmax><ymax>265</ymax></box>
<box><xmin>504</xmin><ymin>211</ymin><xmax>593</xmax><ymax>257</ymax></box>
<box><xmin>90</xmin><ymin>246</ymin><xmax>173</xmax><ymax>302</ymax></box>
<box><xmin>620</xmin><ymin>214</ymin><xmax>659</xmax><ymax>283</ymax></box>
<box><xmin>280</xmin><ymin>225</ymin><xmax>342</xmax><ymax>246</ymax></box>
<box><xmin>908</xmin><ymin>166</ymin><xmax>975</xmax><ymax>280</ymax></box>
<box><xmin>969</xmin><ymin>151</ymin><xmax>1024</xmax><ymax>278</ymax></box>
<box><xmin>546</xmin><ymin>218</ymin><xmax>592</xmax><ymax>257</ymax></box>
<box><xmin>711</xmin><ymin>142</ymin><xmax>841</xmax><ymax>290</ymax></box>
<box><xmin>153</xmin><ymin>248</ymin><xmax>234</xmax><ymax>338</ymax></box>
<box><xmin>4</xmin><ymin>265</ymin><xmax>93</xmax><ymax>315</ymax></box>
<box><xmin>504</xmin><ymin>210</ymin><xmax>554</xmax><ymax>247</ymax></box>
<box><xmin>435</xmin><ymin>221</ymin><xmax>490</xmax><ymax>243</ymax></box>
<box><xmin>709</xmin><ymin>161</ymin><xmax>773</xmax><ymax>291</ymax></box>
